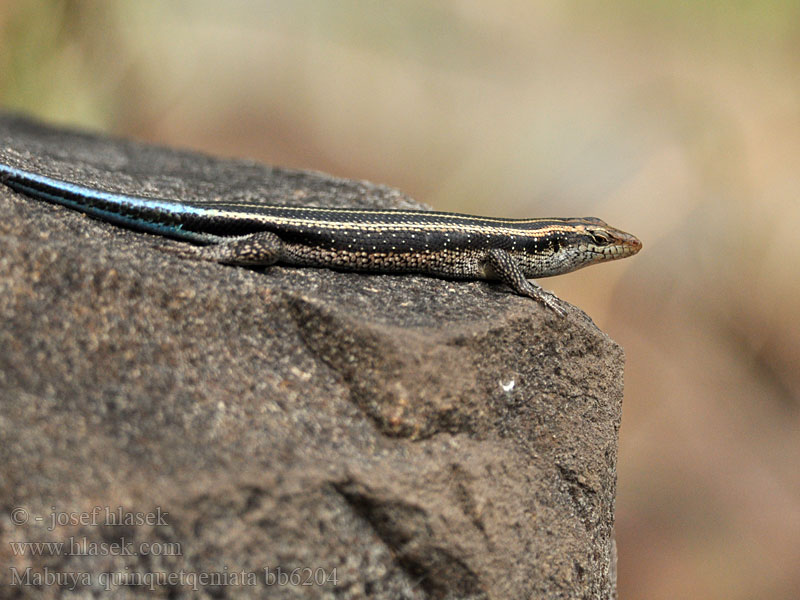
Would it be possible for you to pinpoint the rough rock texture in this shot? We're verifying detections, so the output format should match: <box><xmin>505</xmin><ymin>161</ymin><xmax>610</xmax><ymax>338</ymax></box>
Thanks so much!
<box><xmin>0</xmin><ymin>115</ymin><xmax>623</xmax><ymax>599</ymax></box>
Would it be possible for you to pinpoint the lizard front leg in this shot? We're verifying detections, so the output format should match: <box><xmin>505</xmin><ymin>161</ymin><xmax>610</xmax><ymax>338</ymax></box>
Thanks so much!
<box><xmin>485</xmin><ymin>248</ymin><xmax>566</xmax><ymax>315</ymax></box>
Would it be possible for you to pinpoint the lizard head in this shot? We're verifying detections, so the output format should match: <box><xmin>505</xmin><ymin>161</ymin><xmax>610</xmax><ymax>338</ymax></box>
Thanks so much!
<box><xmin>575</xmin><ymin>217</ymin><xmax>642</xmax><ymax>263</ymax></box>
<box><xmin>518</xmin><ymin>217</ymin><xmax>641</xmax><ymax>278</ymax></box>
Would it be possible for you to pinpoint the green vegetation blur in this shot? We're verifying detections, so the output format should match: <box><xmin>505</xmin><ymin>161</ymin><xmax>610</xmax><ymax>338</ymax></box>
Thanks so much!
<box><xmin>2</xmin><ymin>2</ymin><xmax>798</xmax><ymax>598</ymax></box>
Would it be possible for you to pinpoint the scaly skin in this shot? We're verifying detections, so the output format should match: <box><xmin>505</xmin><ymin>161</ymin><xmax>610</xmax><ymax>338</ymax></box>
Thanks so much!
<box><xmin>1</xmin><ymin>163</ymin><xmax>642</xmax><ymax>314</ymax></box>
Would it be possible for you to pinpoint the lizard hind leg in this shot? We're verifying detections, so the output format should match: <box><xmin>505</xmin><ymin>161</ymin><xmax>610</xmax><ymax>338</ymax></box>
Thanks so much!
<box><xmin>485</xmin><ymin>248</ymin><xmax>566</xmax><ymax>315</ymax></box>
<box><xmin>162</xmin><ymin>231</ymin><xmax>286</xmax><ymax>266</ymax></box>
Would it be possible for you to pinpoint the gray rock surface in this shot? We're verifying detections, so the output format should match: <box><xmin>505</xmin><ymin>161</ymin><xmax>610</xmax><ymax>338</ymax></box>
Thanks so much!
<box><xmin>0</xmin><ymin>115</ymin><xmax>623</xmax><ymax>599</ymax></box>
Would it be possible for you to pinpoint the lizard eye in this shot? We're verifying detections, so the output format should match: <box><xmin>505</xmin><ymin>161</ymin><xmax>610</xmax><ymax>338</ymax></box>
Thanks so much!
<box><xmin>588</xmin><ymin>231</ymin><xmax>607</xmax><ymax>246</ymax></box>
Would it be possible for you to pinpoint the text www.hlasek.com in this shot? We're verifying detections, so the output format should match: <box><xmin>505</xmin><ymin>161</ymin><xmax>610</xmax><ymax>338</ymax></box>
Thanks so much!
<box><xmin>9</xmin><ymin>537</ymin><xmax>181</xmax><ymax>557</ymax></box>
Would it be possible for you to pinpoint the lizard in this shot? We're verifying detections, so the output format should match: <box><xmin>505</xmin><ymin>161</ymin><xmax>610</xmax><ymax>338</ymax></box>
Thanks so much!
<box><xmin>0</xmin><ymin>163</ymin><xmax>641</xmax><ymax>315</ymax></box>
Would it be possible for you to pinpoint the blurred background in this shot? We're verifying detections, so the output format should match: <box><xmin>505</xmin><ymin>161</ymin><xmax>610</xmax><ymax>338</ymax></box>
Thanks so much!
<box><xmin>1</xmin><ymin>1</ymin><xmax>797</xmax><ymax>597</ymax></box>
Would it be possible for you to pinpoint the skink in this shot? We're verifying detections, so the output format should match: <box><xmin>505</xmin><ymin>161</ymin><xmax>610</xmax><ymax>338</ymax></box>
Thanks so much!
<box><xmin>0</xmin><ymin>163</ymin><xmax>641</xmax><ymax>314</ymax></box>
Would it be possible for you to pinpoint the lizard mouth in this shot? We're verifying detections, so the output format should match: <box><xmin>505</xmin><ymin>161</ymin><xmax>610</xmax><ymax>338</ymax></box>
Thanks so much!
<box><xmin>598</xmin><ymin>230</ymin><xmax>642</xmax><ymax>260</ymax></box>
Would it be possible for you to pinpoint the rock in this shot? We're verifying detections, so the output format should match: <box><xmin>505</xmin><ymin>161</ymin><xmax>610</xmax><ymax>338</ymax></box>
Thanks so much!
<box><xmin>0</xmin><ymin>115</ymin><xmax>623</xmax><ymax>599</ymax></box>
